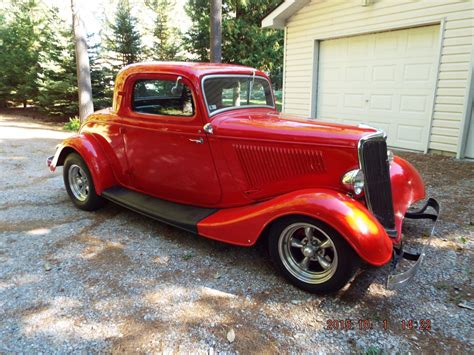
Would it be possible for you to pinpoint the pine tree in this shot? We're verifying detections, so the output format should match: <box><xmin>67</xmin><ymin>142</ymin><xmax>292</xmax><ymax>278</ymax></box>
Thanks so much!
<box><xmin>183</xmin><ymin>0</ymin><xmax>283</xmax><ymax>88</ymax></box>
<box><xmin>184</xmin><ymin>0</ymin><xmax>210</xmax><ymax>62</ymax></box>
<box><xmin>88</xmin><ymin>40</ymin><xmax>114</xmax><ymax>110</ymax></box>
<box><xmin>0</xmin><ymin>13</ymin><xmax>9</xmax><ymax>108</ymax></box>
<box><xmin>0</xmin><ymin>0</ymin><xmax>44</xmax><ymax>107</ymax></box>
<box><xmin>145</xmin><ymin>0</ymin><xmax>181</xmax><ymax>61</ymax></box>
<box><xmin>35</xmin><ymin>7</ymin><xmax>78</xmax><ymax>116</ymax></box>
<box><xmin>223</xmin><ymin>0</ymin><xmax>284</xmax><ymax>89</ymax></box>
<box><xmin>105</xmin><ymin>0</ymin><xmax>142</xmax><ymax>72</ymax></box>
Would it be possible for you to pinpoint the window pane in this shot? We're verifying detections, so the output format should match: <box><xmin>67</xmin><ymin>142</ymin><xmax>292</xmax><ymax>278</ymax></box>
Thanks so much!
<box><xmin>203</xmin><ymin>76</ymin><xmax>274</xmax><ymax>114</ymax></box>
<box><xmin>132</xmin><ymin>79</ymin><xmax>194</xmax><ymax>117</ymax></box>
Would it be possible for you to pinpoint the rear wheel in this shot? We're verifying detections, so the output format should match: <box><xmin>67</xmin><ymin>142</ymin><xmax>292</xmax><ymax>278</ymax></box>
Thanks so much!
<box><xmin>63</xmin><ymin>153</ymin><xmax>105</xmax><ymax>211</ymax></box>
<box><xmin>268</xmin><ymin>216</ymin><xmax>359</xmax><ymax>293</ymax></box>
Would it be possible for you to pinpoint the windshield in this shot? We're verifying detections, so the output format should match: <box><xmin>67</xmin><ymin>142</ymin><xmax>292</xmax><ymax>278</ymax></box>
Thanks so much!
<box><xmin>203</xmin><ymin>75</ymin><xmax>274</xmax><ymax>115</ymax></box>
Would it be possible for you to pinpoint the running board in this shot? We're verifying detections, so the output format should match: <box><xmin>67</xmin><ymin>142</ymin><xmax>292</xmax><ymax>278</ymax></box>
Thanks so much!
<box><xmin>101</xmin><ymin>186</ymin><xmax>218</xmax><ymax>234</ymax></box>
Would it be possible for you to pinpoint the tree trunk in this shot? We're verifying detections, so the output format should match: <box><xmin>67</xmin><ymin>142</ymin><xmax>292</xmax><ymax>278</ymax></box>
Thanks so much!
<box><xmin>71</xmin><ymin>0</ymin><xmax>94</xmax><ymax>122</ymax></box>
<box><xmin>210</xmin><ymin>0</ymin><xmax>222</xmax><ymax>63</ymax></box>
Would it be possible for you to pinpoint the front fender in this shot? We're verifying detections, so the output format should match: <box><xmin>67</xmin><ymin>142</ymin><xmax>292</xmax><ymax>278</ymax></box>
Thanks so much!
<box><xmin>198</xmin><ymin>189</ymin><xmax>392</xmax><ymax>266</ymax></box>
<box><xmin>390</xmin><ymin>156</ymin><xmax>426</xmax><ymax>243</ymax></box>
<box><xmin>49</xmin><ymin>133</ymin><xmax>116</xmax><ymax>195</ymax></box>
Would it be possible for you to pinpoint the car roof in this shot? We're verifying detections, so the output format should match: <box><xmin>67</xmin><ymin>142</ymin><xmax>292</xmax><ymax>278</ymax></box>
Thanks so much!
<box><xmin>117</xmin><ymin>62</ymin><xmax>269</xmax><ymax>81</ymax></box>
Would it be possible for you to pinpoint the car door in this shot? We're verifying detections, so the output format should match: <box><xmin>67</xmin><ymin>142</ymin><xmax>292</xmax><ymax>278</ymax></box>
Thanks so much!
<box><xmin>120</xmin><ymin>73</ymin><xmax>222</xmax><ymax>206</ymax></box>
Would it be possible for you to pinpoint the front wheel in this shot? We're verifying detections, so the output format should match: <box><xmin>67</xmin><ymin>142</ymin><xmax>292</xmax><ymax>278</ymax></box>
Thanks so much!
<box><xmin>63</xmin><ymin>153</ymin><xmax>105</xmax><ymax>211</ymax></box>
<box><xmin>268</xmin><ymin>216</ymin><xmax>360</xmax><ymax>293</ymax></box>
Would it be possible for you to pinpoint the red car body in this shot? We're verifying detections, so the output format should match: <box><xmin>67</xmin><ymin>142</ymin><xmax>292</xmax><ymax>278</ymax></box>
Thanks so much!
<box><xmin>48</xmin><ymin>62</ymin><xmax>438</xmax><ymax>291</ymax></box>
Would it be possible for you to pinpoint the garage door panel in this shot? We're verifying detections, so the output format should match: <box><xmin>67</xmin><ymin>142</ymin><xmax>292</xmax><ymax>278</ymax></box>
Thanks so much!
<box><xmin>317</xmin><ymin>25</ymin><xmax>439</xmax><ymax>151</ymax></box>
<box><xmin>399</xmin><ymin>95</ymin><xmax>429</xmax><ymax>114</ymax></box>
<box><xmin>403</xmin><ymin>63</ymin><xmax>433</xmax><ymax>82</ymax></box>
<box><xmin>369</xmin><ymin>95</ymin><xmax>394</xmax><ymax>111</ymax></box>
<box><xmin>347</xmin><ymin>37</ymin><xmax>370</xmax><ymax>58</ymax></box>
<box><xmin>343</xmin><ymin>93</ymin><xmax>366</xmax><ymax>109</ymax></box>
<box><xmin>406</xmin><ymin>26</ymin><xmax>438</xmax><ymax>52</ymax></box>
<box><xmin>374</xmin><ymin>31</ymin><xmax>402</xmax><ymax>57</ymax></box>
<box><xmin>345</xmin><ymin>66</ymin><xmax>367</xmax><ymax>81</ymax></box>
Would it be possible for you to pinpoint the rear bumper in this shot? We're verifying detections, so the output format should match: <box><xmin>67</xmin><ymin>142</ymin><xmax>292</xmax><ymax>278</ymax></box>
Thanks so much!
<box><xmin>386</xmin><ymin>198</ymin><xmax>440</xmax><ymax>290</ymax></box>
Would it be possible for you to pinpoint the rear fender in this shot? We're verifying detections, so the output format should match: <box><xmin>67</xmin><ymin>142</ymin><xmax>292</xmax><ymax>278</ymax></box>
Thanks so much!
<box><xmin>49</xmin><ymin>134</ymin><xmax>116</xmax><ymax>195</ymax></box>
<box><xmin>198</xmin><ymin>189</ymin><xmax>393</xmax><ymax>266</ymax></box>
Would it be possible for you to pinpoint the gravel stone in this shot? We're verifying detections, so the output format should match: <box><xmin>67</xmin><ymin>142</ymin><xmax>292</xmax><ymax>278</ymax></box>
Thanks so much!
<box><xmin>0</xmin><ymin>113</ymin><xmax>472</xmax><ymax>352</ymax></box>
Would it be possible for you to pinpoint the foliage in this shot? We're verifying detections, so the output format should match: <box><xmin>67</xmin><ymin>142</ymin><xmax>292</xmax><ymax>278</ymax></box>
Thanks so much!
<box><xmin>36</xmin><ymin>7</ymin><xmax>78</xmax><ymax>116</ymax></box>
<box><xmin>0</xmin><ymin>0</ymin><xmax>44</xmax><ymax>107</ymax></box>
<box><xmin>0</xmin><ymin>0</ymin><xmax>79</xmax><ymax>115</ymax></box>
<box><xmin>63</xmin><ymin>116</ymin><xmax>81</xmax><ymax>131</ymax></box>
<box><xmin>184</xmin><ymin>0</ymin><xmax>210</xmax><ymax>62</ymax></box>
<box><xmin>224</xmin><ymin>0</ymin><xmax>284</xmax><ymax>88</ymax></box>
<box><xmin>183</xmin><ymin>0</ymin><xmax>284</xmax><ymax>88</ymax></box>
<box><xmin>105</xmin><ymin>0</ymin><xmax>142</xmax><ymax>71</ymax></box>
<box><xmin>88</xmin><ymin>40</ymin><xmax>114</xmax><ymax>109</ymax></box>
<box><xmin>0</xmin><ymin>0</ymin><xmax>284</xmax><ymax>117</ymax></box>
<box><xmin>145</xmin><ymin>0</ymin><xmax>182</xmax><ymax>61</ymax></box>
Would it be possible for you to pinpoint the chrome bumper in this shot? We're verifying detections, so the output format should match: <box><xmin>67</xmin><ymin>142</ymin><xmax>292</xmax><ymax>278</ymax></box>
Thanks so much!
<box><xmin>386</xmin><ymin>198</ymin><xmax>440</xmax><ymax>290</ymax></box>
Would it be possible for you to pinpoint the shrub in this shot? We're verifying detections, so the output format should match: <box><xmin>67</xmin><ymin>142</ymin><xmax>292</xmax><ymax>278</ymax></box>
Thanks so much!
<box><xmin>63</xmin><ymin>116</ymin><xmax>81</xmax><ymax>132</ymax></box>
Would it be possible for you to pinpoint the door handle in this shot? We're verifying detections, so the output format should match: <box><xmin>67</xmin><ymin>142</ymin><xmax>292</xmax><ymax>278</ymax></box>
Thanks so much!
<box><xmin>189</xmin><ymin>137</ymin><xmax>204</xmax><ymax>144</ymax></box>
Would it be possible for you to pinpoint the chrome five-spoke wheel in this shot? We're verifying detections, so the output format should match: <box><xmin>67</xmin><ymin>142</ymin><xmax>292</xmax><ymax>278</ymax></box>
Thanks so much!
<box><xmin>68</xmin><ymin>164</ymin><xmax>89</xmax><ymax>202</ymax></box>
<box><xmin>278</xmin><ymin>223</ymin><xmax>338</xmax><ymax>284</ymax></box>
<box><xmin>268</xmin><ymin>216</ymin><xmax>359</xmax><ymax>293</ymax></box>
<box><xmin>63</xmin><ymin>153</ymin><xmax>105</xmax><ymax>211</ymax></box>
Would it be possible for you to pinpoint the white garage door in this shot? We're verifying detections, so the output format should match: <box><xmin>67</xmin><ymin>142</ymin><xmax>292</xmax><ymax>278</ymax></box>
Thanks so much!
<box><xmin>317</xmin><ymin>25</ymin><xmax>439</xmax><ymax>151</ymax></box>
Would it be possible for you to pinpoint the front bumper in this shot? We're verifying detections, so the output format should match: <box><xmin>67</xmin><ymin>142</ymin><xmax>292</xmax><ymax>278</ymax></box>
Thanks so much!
<box><xmin>386</xmin><ymin>198</ymin><xmax>440</xmax><ymax>290</ymax></box>
<box><xmin>47</xmin><ymin>155</ymin><xmax>53</xmax><ymax>168</ymax></box>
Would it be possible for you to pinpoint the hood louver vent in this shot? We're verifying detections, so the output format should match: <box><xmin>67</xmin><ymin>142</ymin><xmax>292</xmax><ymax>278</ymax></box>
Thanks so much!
<box><xmin>233</xmin><ymin>144</ymin><xmax>325</xmax><ymax>189</ymax></box>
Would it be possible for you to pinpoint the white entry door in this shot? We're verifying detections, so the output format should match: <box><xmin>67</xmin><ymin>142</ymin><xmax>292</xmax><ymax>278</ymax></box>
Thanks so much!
<box><xmin>317</xmin><ymin>25</ymin><xmax>440</xmax><ymax>151</ymax></box>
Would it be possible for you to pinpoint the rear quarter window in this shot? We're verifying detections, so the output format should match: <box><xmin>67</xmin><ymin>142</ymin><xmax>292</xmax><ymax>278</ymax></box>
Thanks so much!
<box><xmin>132</xmin><ymin>79</ymin><xmax>194</xmax><ymax>117</ymax></box>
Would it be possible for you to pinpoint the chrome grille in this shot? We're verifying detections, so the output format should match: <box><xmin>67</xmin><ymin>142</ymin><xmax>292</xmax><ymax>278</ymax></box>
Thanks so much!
<box><xmin>359</xmin><ymin>134</ymin><xmax>396</xmax><ymax>234</ymax></box>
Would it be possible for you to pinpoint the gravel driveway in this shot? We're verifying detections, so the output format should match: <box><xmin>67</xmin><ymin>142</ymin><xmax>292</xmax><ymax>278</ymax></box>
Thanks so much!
<box><xmin>0</xmin><ymin>113</ymin><xmax>473</xmax><ymax>353</ymax></box>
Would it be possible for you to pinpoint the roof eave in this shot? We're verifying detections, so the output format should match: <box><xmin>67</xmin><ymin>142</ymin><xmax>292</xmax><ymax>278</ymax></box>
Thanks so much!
<box><xmin>261</xmin><ymin>0</ymin><xmax>311</xmax><ymax>29</ymax></box>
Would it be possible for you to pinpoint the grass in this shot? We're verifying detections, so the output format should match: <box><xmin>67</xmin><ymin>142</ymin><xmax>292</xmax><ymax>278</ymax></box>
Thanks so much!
<box><xmin>182</xmin><ymin>251</ymin><xmax>194</xmax><ymax>260</ymax></box>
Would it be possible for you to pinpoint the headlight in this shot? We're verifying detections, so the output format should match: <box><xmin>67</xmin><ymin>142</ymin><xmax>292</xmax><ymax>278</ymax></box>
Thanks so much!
<box><xmin>342</xmin><ymin>169</ymin><xmax>365</xmax><ymax>196</ymax></box>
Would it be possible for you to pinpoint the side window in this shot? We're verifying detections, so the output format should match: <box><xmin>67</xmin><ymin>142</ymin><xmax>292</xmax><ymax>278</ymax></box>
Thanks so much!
<box><xmin>132</xmin><ymin>78</ymin><xmax>194</xmax><ymax>117</ymax></box>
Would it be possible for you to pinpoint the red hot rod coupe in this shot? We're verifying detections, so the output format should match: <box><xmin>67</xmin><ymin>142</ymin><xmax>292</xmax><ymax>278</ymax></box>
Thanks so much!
<box><xmin>48</xmin><ymin>62</ymin><xmax>439</xmax><ymax>293</ymax></box>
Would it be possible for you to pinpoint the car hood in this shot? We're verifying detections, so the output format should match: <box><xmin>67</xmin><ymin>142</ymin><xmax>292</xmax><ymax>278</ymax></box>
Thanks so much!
<box><xmin>211</xmin><ymin>109</ymin><xmax>379</xmax><ymax>148</ymax></box>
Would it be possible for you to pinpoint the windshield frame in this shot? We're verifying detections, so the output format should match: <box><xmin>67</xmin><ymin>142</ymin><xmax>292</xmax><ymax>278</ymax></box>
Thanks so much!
<box><xmin>201</xmin><ymin>74</ymin><xmax>275</xmax><ymax>117</ymax></box>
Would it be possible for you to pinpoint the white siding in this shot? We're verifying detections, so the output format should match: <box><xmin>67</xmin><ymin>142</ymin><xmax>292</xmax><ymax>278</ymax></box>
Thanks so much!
<box><xmin>282</xmin><ymin>0</ymin><xmax>474</xmax><ymax>153</ymax></box>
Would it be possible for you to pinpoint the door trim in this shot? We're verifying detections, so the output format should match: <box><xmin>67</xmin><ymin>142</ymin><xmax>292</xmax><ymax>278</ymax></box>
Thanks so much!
<box><xmin>457</xmin><ymin>45</ymin><xmax>474</xmax><ymax>159</ymax></box>
<box><xmin>424</xmin><ymin>18</ymin><xmax>445</xmax><ymax>153</ymax></box>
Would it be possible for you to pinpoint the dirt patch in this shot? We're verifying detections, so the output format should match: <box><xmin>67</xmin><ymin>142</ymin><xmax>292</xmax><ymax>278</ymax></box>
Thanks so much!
<box><xmin>396</xmin><ymin>151</ymin><xmax>474</xmax><ymax>225</ymax></box>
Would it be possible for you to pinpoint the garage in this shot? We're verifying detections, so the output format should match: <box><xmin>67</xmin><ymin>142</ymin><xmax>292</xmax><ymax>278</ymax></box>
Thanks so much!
<box><xmin>316</xmin><ymin>25</ymin><xmax>440</xmax><ymax>151</ymax></box>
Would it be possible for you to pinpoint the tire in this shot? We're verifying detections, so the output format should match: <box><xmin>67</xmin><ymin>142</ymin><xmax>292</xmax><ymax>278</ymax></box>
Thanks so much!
<box><xmin>268</xmin><ymin>215</ymin><xmax>360</xmax><ymax>293</ymax></box>
<box><xmin>63</xmin><ymin>152</ymin><xmax>105</xmax><ymax>211</ymax></box>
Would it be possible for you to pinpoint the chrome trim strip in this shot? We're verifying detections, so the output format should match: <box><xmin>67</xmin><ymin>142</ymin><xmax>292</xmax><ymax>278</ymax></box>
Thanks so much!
<box><xmin>201</xmin><ymin>74</ymin><xmax>275</xmax><ymax>117</ymax></box>
<box><xmin>386</xmin><ymin>198</ymin><xmax>440</xmax><ymax>289</ymax></box>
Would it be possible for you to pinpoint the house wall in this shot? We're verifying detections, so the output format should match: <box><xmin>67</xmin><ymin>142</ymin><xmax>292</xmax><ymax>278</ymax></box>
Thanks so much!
<box><xmin>283</xmin><ymin>0</ymin><xmax>474</xmax><ymax>153</ymax></box>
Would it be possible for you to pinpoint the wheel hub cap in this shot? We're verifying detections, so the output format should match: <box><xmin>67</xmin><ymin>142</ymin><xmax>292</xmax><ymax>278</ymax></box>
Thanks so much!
<box><xmin>278</xmin><ymin>223</ymin><xmax>338</xmax><ymax>285</ymax></box>
<box><xmin>302</xmin><ymin>246</ymin><xmax>315</xmax><ymax>257</ymax></box>
<box><xmin>68</xmin><ymin>164</ymin><xmax>89</xmax><ymax>202</ymax></box>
